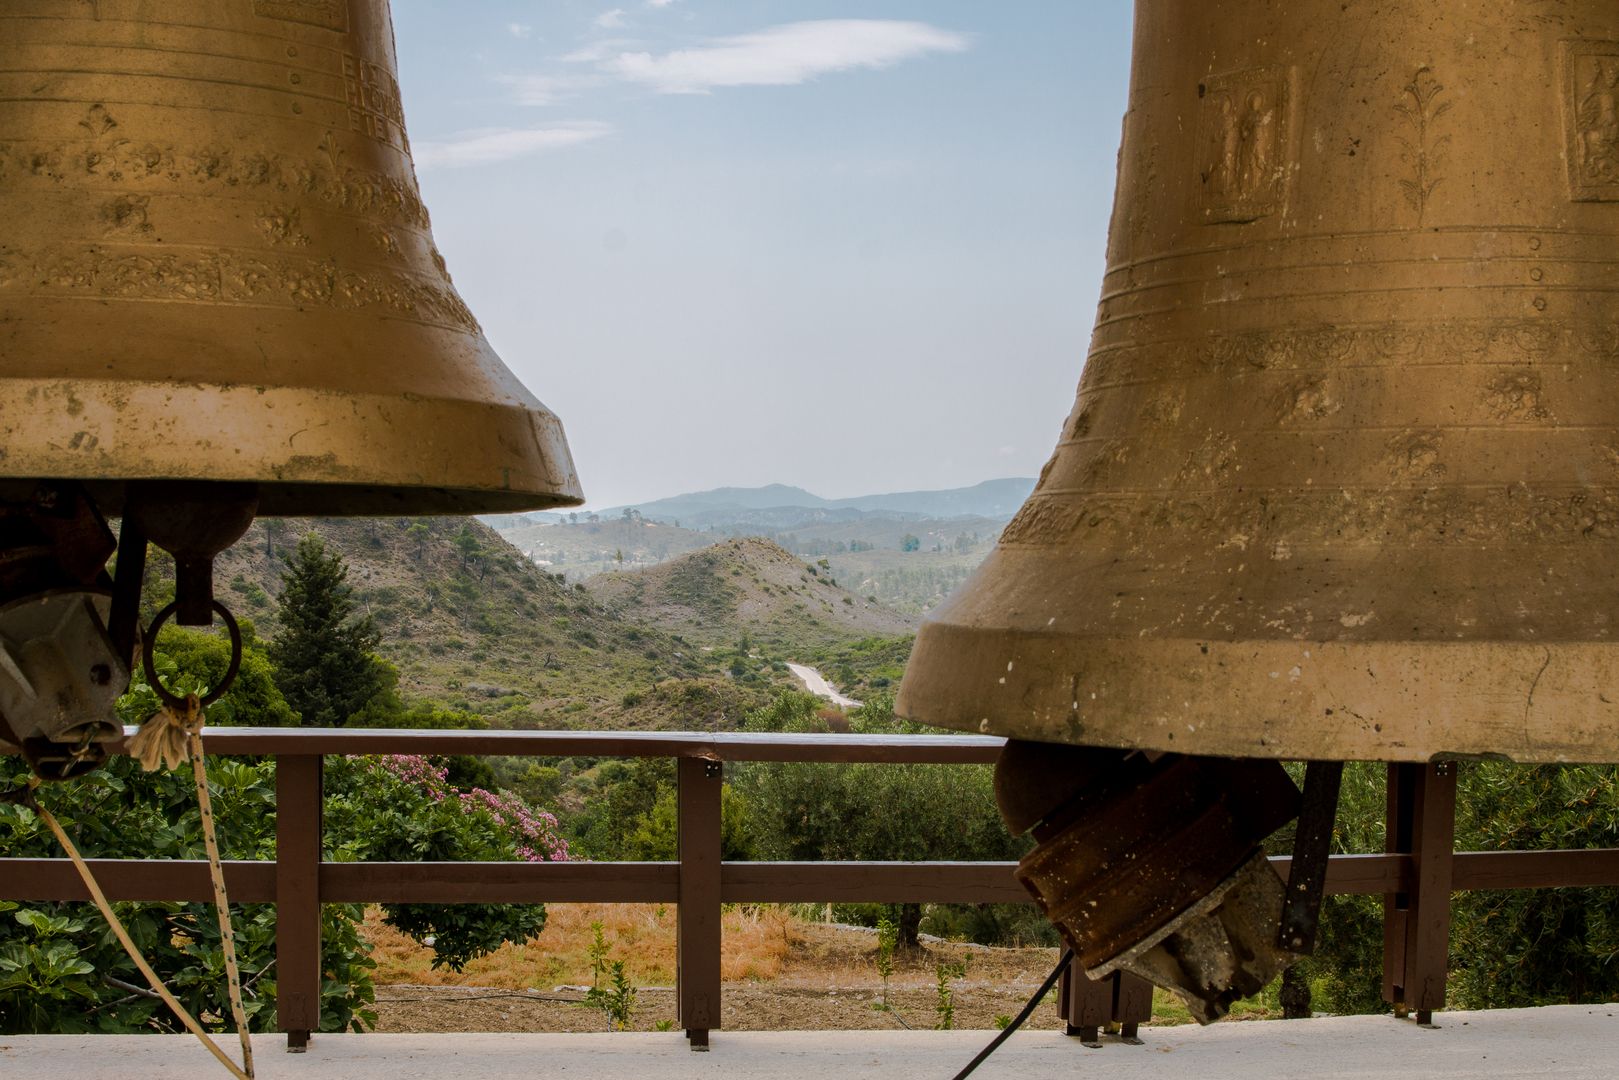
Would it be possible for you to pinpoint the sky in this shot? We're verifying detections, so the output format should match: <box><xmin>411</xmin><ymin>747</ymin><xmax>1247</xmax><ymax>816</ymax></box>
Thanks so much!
<box><xmin>391</xmin><ymin>2</ymin><xmax>1135</xmax><ymax>510</ymax></box>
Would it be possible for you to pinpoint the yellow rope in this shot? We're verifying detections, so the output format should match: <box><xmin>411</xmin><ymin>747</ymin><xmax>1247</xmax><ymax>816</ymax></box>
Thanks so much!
<box><xmin>32</xmin><ymin>779</ymin><xmax>251</xmax><ymax>1080</ymax></box>
<box><xmin>188</xmin><ymin>723</ymin><xmax>256</xmax><ymax>1078</ymax></box>
<box><xmin>129</xmin><ymin>697</ymin><xmax>195</xmax><ymax>772</ymax></box>
<box><xmin>33</xmin><ymin>693</ymin><xmax>257</xmax><ymax>1079</ymax></box>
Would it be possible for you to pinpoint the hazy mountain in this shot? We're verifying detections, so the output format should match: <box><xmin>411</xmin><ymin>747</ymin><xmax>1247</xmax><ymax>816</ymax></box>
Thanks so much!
<box><xmin>826</xmin><ymin>478</ymin><xmax>1035</xmax><ymax>519</ymax></box>
<box><xmin>582</xmin><ymin>478</ymin><xmax>1035</xmax><ymax>530</ymax></box>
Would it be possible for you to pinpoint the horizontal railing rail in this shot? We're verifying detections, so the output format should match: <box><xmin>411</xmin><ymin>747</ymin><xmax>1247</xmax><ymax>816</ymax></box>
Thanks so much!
<box><xmin>6</xmin><ymin>730</ymin><xmax>1619</xmax><ymax>1047</ymax></box>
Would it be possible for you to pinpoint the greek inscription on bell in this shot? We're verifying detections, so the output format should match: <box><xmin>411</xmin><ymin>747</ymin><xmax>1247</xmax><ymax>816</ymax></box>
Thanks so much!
<box><xmin>1197</xmin><ymin>67</ymin><xmax>1291</xmax><ymax>223</ymax></box>
<box><xmin>1565</xmin><ymin>41</ymin><xmax>1619</xmax><ymax>201</ymax></box>
<box><xmin>252</xmin><ymin>0</ymin><xmax>348</xmax><ymax>33</ymax></box>
<box><xmin>343</xmin><ymin>54</ymin><xmax>407</xmax><ymax>150</ymax></box>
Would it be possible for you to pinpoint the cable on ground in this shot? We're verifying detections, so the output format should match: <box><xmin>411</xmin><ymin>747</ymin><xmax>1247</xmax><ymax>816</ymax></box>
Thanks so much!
<box><xmin>949</xmin><ymin>947</ymin><xmax>1074</xmax><ymax>1080</ymax></box>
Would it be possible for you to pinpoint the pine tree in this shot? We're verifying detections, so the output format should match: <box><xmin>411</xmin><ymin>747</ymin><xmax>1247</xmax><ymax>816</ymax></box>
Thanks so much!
<box><xmin>269</xmin><ymin>532</ymin><xmax>389</xmax><ymax>726</ymax></box>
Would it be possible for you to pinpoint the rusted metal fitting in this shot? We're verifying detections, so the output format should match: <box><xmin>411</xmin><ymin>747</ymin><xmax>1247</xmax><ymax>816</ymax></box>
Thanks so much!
<box><xmin>125</xmin><ymin>482</ymin><xmax>258</xmax><ymax>627</ymax></box>
<box><xmin>997</xmin><ymin>741</ymin><xmax>1301</xmax><ymax>1024</ymax></box>
<box><xmin>0</xmin><ymin>482</ymin><xmax>127</xmax><ymax>780</ymax></box>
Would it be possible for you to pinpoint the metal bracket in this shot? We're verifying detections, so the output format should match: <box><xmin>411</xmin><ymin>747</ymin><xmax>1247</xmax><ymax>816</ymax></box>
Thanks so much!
<box><xmin>1277</xmin><ymin>759</ymin><xmax>1345</xmax><ymax>954</ymax></box>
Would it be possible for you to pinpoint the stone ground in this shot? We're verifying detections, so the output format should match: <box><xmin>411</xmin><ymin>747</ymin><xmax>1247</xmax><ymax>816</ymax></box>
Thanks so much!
<box><xmin>6</xmin><ymin>1005</ymin><xmax>1618</xmax><ymax>1080</ymax></box>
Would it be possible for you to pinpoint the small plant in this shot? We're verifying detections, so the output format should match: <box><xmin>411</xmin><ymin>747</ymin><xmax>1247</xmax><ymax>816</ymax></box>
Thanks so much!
<box><xmin>587</xmin><ymin>959</ymin><xmax>638</xmax><ymax>1031</ymax></box>
<box><xmin>588</xmin><ymin>921</ymin><xmax>609</xmax><ymax>990</ymax></box>
<box><xmin>935</xmin><ymin>960</ymin><xmax>968</xmax><ymax>1030</ymax></box>
<box><xmin>654</xmin><ymin>1019</ymin><xmax>674</xmax><ymax>1032</ymax></box>
<box><xmin>994</xmin><ymin>1014</ymin><xmax>1014</xmax><ymax>1030</ymax></box>
<box><xmin>874</xmin><ymin>915</ymin><xmax>898</xmax><ymax>1009</ymax></box>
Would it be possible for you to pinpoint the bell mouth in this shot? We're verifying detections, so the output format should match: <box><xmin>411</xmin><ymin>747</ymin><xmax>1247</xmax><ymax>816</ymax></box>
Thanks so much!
<box><xmin>899</xmin><ymin>621</ymin><xmax>1619</xmax><ymax>764</ymax></box>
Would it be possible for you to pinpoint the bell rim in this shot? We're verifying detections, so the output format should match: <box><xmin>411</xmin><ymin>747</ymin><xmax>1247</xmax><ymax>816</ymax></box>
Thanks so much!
<box><xmin>897</xmin><ymin>622</ymin><xmax>1619</xmax><ymax>763</ymax></box>
<box><xmin>0</xmin><ymin>376</ymin><xmax>583</xmax><ymax>516</ymax></box>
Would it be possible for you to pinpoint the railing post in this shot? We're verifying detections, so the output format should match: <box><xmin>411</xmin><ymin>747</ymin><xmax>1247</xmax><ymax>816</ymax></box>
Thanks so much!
<box><xmin>677</xmin><ymin>755</ymin><xmax>723</xmax><ymax>1050</ymax></box>
<box><xmin>1058</xmin><ymin>961</ymin><xmax>1152</xmax><ymax>1046</ymax></box>
<box><xmin>1382</xmin><ymin>761</ymin><xmax>1456</xmax><ymax>1025</ymax></box>
<box><xmin>1058</xmin><ymin>962</ymin><xmax>1113</xmax><ymax>1046</ymax></box>
<box><xmin>276</xmin><ymin>753</ymin><xmax>323</xmax><ymax>1051</ymax></box>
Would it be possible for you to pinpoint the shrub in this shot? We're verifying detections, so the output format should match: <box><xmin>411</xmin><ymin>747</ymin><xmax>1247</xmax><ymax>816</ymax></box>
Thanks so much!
<box><xmin>0</xmin><ymin>754</ymin><xmax>375</xmax><ymax>1035</ymax></box>
<box><xmin>324</xmin><ymin>755</ymin><xmax>566</xmax><ymax>971</ymax></box>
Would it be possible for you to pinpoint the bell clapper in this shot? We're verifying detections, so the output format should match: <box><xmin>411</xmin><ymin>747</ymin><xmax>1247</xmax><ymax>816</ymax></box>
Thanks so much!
<box><xmin>996</xmin><ymin>739</ymin><xmax>1307</xmax><ymax>1023</ymax></box>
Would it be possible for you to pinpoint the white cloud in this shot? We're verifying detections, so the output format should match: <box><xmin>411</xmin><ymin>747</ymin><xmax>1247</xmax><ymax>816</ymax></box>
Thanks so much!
<box><xmin>645</xmin><ymin>0</ymin><xmax>676</xmax><ymax>7</ymax></box>
<box><xmin>603</xmin><ymin>19</ymin><xmax>969</xmax><ymax>94</ymax></box>
<box><xmin>560</xmin><ymin>39</ymin><xmax>636</xmax><ymax>64</ymax></box>
<box><xmin>507</xmin><ymin>22</ymin><xmax>532</xmax><ymax>39</ymax></box>
<box><xmin>414</xmin><ymin>122</ymin><xmax>613</xmax><ymax>170</ymax></box>
<box><xmin>498</xmin><ymin>73</ymin><xmax>602</xmax><ymax>106</ymax></box>
<box><xmin>595</xmin><ymin>8</ymin><xmax>628</xmax><ymax>29</ymax></box>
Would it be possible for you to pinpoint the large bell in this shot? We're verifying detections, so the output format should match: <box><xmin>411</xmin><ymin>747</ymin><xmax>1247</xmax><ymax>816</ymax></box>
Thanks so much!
<box><xmin>901</xmin><ymin>0</ymin><xmax>1619</xmax><ymax>1022</ymax></box>
<box><xmin>0</xmin><ymin>1</ymin><xmax>581</xmax><ymax>778</ymax></box>
<box><xmin>0</xmin><ymin>0</ymin><xmax>580</xmax><ymax>516</ymax></box>
<box><xmin>901</xmin><ymin>0</ymin><xmax>1619</xmax><ymax>765</ymax></box>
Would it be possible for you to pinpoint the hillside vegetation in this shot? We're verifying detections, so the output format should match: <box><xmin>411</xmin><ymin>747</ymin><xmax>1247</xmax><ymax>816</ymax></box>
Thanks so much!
<box><xmin>585</xmin><ymin>537</ymin><xmax>915</xmax><ymax>650</ymax></box>
<box><xmin>183</xmin><ymin>517</ymin><xmax>746</xmax><ymax>729</ymax></box>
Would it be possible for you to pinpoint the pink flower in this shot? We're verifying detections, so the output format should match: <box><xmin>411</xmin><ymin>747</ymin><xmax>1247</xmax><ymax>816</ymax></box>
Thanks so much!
<box><xmin>351</xmin><ymin>754</ymin><xmax>569</xmax><ymax>863</ymax></box>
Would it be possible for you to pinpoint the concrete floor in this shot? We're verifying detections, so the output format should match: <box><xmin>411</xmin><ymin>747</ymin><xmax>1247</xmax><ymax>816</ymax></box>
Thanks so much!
<box><xmin>3</xmin><ymin>1006</ymin><xmax>1617</xmax><ymax>1079</ymax></box>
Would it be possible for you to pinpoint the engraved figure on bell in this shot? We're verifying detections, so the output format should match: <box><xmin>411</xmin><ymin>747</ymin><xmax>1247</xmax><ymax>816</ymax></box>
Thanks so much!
<box><xmin>1198</xmin><ymin>67</ymin><xmax>1290</xmax><ymax>223</ymax></box>
<box><xmin>1238</xmin><ymin>90</ymin><xmax>1277</xmax><ymax>196</ymax></box>
<box><xmin>1576</xmin><ymin>58</ymin><xmax>1619</xmax><ymax>185</ymax></box>
<box><xmin>1211</xmin><ymin>96</ymin><xmax>1241</xmax><ymax>195</ymax></box>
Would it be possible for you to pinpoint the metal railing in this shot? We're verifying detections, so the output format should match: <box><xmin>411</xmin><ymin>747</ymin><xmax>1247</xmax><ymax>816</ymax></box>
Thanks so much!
<box><xmin>6</xmin><ymin>730</ymin><xmax>1619</xmax><ymax>1048</ymax></box>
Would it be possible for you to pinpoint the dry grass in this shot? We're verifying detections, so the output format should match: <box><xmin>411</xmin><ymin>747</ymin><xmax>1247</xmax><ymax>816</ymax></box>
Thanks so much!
<box><xmin>364</xmin><ymin>905</ymin><xmax>1287</xmax><ymax>1032</ymax></box>
<box><xmin>365</xmin><ymin>903</ymin><xmax>801</xmax><ymax>990</ymax></box>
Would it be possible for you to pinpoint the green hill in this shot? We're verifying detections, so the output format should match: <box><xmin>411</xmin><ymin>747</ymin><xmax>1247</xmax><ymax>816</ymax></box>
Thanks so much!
<box><xmin>585</xmin><ymin>537</ymin><xmax>916</xmax><ymax>652</ymax></box>
<box><xmin>174</xmin><ymin>517</ymin><xmax>763</xmax><ymax>730</ymax></box>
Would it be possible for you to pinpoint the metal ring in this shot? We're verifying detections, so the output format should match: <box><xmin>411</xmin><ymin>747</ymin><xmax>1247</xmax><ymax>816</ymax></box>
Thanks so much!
<box><xmin>141</xmin><ymin>600</ymin><xmax>243</xmax><ymax>711</ymax></box>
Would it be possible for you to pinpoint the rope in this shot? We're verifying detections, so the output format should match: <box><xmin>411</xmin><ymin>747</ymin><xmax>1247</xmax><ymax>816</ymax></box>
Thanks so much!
<box><xmin>128</xmin><ymin>695</ymin><xmax>197</xmax><ymax>772</ymax></box>
<box><xmin>32</xmin><ymin>777</ymin><xmax>251</xmax><ymax>1079</ymax></box>
<box><xmin>33</xmin><ymin>693</ymin><xmax>256</xmax><ymax>1080</ymax></box>
<box><xmin>188</xmin><ymin>723</ymin><xmax>256</xmax><ymax>1078</ymax></box>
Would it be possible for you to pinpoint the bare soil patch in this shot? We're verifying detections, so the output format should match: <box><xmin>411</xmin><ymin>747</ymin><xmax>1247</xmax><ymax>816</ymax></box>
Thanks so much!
<box><xmin>371</xmin><ymin>981</ymin><xmax>1070</xmax><ymax>1034</ymax></box>
<box><xmin>367</xmin><ymin>906</ymin><xmax>1077</xmax><ymax>1034</ymax></box>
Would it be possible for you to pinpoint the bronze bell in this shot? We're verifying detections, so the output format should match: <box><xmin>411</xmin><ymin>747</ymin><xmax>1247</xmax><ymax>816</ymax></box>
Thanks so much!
<box><xmin>0</xmin><ymin>1</ymin><xmax>581</xmax><ymax>775</ymax></box>
<box><xmin>0</xmin><ymin>0</ymin><xmax>579</xmax><ymax>517</ymax></box>
<box><xmin>899</xmin><ymin>0</ymin><xmax>1619</xmax><ymax>1020</ymax></box>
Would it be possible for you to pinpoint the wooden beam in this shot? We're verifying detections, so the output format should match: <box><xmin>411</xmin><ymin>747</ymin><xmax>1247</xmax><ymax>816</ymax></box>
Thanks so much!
<box><xmin>1452</xmin><ymin>848</ymin><xmax>1619</xmax><ymax>890</ymax></box>
<box><xmin>319</xmin><ymin>862</ymin><xmax>678</xmax><ymax>903</ymax></box>
<box><xmin>2</xmin><ymin>858</ymin><xmax>275</xmax><ymax>902</ymax></box>
<box><xmin>5</xmin><ymin>727</ymin><xmax>1005</xmax><ymax>763</ymax></box>
<box><xmin>720</xmin><ymin>862</ymin><xmax>1025</xmax><ymax>904</ymax></box>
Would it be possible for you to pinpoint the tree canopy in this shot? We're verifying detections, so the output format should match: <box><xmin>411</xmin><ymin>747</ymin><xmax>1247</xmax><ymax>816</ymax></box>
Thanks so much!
<box><xmin>268</xmin><ymin>532</ymin><xmax>391</xmax><ymax>726</ymax></box>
